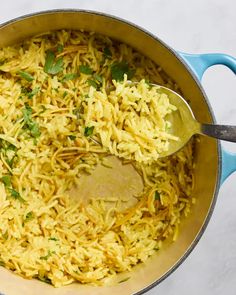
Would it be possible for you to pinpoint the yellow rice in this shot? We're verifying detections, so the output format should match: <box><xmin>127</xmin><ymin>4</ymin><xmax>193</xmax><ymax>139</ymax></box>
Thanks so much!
<box><xmin>0</xmin><ymin>30</ymin><xmax>194</xmax><ymax>287</ymax></box>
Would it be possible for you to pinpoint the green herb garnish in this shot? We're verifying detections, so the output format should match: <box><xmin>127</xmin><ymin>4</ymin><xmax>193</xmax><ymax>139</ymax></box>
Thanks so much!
<box><xmin>103</xmin><ymin>47</ymin><xmax>112</xmax><ymax>59</ymax></box>
<box><xmin>0</xmin><ymin>139</ymin><xmax>17</xmax><ymax>152</ymax></box>
<box><xmin>87</xmin><ymin>73</ymin><xmax>103</xmax><ymax>90</ymax></box>
<box><xmin>1</xmin><ymin>175</ymin><xmax>11</xmax><ymax>187</ymax></box>
<box><xmin>87</xmin><ymin>79</ymin><xmax>98</xmax><ymax>89</ymax></box>
<box><xmin>20</xmin><ymin>86</ymin><xmax>40</xmax><ymax>99</ymax></box>
<box><xmin>154</xmin><ymin>191</ymin><xmax>161</xmax><ymax>201</ymax></box>
<box><xmin>44</xmin><ymin>50</ymin><xmax>63</xmax><ymax>75</ymax></box>
<box><xmin>111</xmin><ymin>61</ymin><xmax>135</xmax><ymax>81</ymax></box>
<box><xmin>68</xmin><ymin>135</ymin><xmax>76</xmax><ymax>140</ymax></box>
<box><xmin>39</xmin><ymin>105</ymin><xmax>47</xmax><ymax>114</ymax></box>
<box><xmin>38</xmin><ymin>276</ymin><xmax>52</xmax><ymax>285</ymax></box>
<box><xmin>118</xmin><ymin>277</ymin><xmax>130</xmax><ymax>283</ymax></box>
<box><xmin>144</xmin><ymin>79</ymin><xmax>153</xmax><ymax>89</ymax></box>
<box><xmin>1</xmin><ymin>175</ymin><xmax>25</xmax><ymax>203</ymax></box>
<box><xmin>79</xmin><ymin>65</ymin><xmax>93</xmax><ymax>75</ymax></box>
<box><xmin>28</xmin><ymin>87</ymin><xmax>40</xmax><ymax>99</ymax></box>
<box><xmin>18</xmin><ymin>70</ymin><xmax>34</xmax><ymax>82</ymax></box>
<box><xmin>62</xmin><ymin>73</ymin><xmax>78</xmax><ymax>82</ymax></box>
<box><xmin>40</xmin><ymin>250</ymin><xmax>54</xmax><ymax>261</ymax></box>
<box><xmin>5</xmin><ymin>156</ymin><xmax>16</xmax><ymax>168</ymax></box>
<box><xmin>84</xmin><ymin>126</ymin><xmax>94</xmax><ymax>137</ymax></box>
<box><xmin>0</xmin><ymin>261</ymin><xmax>5</xmax><ymax>267</ymax></box>
<box><xmin>57</xmin><ymin>44</ymin><xmax>64</xmax><ymax>53</ymax></box>
<box><xmin>24</xmin><ymin>211</ymin><xmax>34</xmax><ymax>223</ymax></box>
<box><xmin>30</xmin><ymin>124</ymin><xmax>41</xmax><ymax>138</ymax></box>
<box><xmin>9</xmin><ymin>188</ymin><xmax>26</xmax><ymax>203</ymax></box>
<box><xmin>22</xmin><ymin>105</ymin><xmax>41</xmax><ymax>138</ymax></box>
<box><xmin>22</xmin><ymin>104</ymin><xmax>33</xmax><ymax>121</ymax></box>
<box><xmin>48</xmin><ymin>237</ymin><xmax>59</xmax><ymax>241</ymax></box>
<box><xmin>63</xmin><ymin>91</ymin><xmax>68</xmax><ymax>98</ymax></box>
<box><xmin>73</xmin><ymin>107</ymin><xmax>82</xmax><ymax>120</ymax></box>
<box><xmin>6</xmin><ymin>143</ymin><xmax>16</xmax><ymax>151</ymax></box>
<box><xmin>21</xmin><ymin>86</ymin><xmax>30</xmax><ymax>95</ymax></box>
<box><xmin>0</xmin><ymin>140</ymin><xmax>17</xmax><ymax>169</ymax></box>
<box><xmin>93</xmin><ymin>73</ymin><xmax>103</xmax><ymax>84</ymax></box>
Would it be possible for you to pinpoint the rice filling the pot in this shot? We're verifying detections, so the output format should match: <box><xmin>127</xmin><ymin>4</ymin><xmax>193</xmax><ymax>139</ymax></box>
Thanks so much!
<box><xmin>0</xmin><ymin>30</ymin><xmax>194</xmax><ymax>287</ymax></box>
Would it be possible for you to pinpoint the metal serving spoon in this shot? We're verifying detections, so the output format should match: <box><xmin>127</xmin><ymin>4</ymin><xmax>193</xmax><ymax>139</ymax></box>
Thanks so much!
<box><xmin>155</xmin><ymin>85</ymin><xmax>236</xmax><ymax>157</ymax></box>
<box><xmin>91</xmin><ymin>83</ymin><xmax>236</xmax><ymax>158</ymax></box>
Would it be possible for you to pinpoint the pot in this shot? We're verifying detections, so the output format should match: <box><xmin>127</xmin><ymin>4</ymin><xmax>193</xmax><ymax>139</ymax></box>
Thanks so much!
<box><xmin>0</xmin><ymin>9</ymin><xmax>235</xmax><ymax>295</ymax></box>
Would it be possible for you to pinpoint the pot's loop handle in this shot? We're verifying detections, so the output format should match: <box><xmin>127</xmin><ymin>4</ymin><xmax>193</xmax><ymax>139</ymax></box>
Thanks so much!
<box><xmin>178</xmin><ymin>52</ymin><xmax>236</xmax><ymax>81</ymax></box>
<box><xmin>178</xmin><ymin>52</ymin><xmax>236</xmax><ymax>184</ymax></box>
<box><xmin>221</xmin><ymin>149</ymin><xmax>236</xmax><ymax>185</ymax></box>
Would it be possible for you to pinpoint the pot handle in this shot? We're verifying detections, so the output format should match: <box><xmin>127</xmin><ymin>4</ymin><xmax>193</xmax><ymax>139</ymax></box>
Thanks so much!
<box><xmin>178</xmin><ymin>52</ymin><xmax>236</xmax><ymax>185</ymax></box>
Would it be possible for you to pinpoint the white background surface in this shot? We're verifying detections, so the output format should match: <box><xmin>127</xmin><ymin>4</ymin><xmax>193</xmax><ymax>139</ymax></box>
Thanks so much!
<box><xmin>0</xmin><ymin>1</ymin><xmax>235</xmax><ymax>294</ymax></box>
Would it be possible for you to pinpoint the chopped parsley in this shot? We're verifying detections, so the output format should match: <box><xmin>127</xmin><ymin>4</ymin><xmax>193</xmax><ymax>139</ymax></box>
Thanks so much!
<box><xmin>0</xmin><ymin>139</ymin><xmax>17</xmax><ymax>152</ymax></box>
<box><xmin>22</xmin><ymin>105</ymin><xmax>41</xmax><ymax>138</ymax></box>
<box><xmin>62</xmin><ymin>73</ymin><xmax>78</xmax><ymax>82</ymax></box>
<box><xmin>154</xmin><ymin>191</ymin><xmax>161</xmax><ymax>201</ymax></box>
<box><xmin>21</xmin><ymin>86</ymin><xmax>30</xmax><ymax>95</ymax></box>
<box><xmin>5</xmin><ymin>156</ymin><xmax>16</xmax><ymax>168</ymax></box>
<box><xmin>68</xmin><ymin>135</ymin><xmax>76</xmax><ymax>140</ymax></box>
<box><xmin>0</xmin><ymin>261</ymin><xmax>5</xmax><ymax>267</ymax></box>
<box><xmin>30</xmin><ymin>123</ymin><xmax>41</xmax><ymax>138</ymax></box>
<box><xmin>38</xmin><ymin>276</ymin><xmax>52</xmax><ymax>285</ymax></box>
<box><xmin>0</xmin><ymin>139</ymin><xmax>17</xmax><ymax>169</ymax></box>
<box><xmin>111</xmin><ymin>61</ymin><xmax>135</xmax><ymax>81</ymax></box>
<box><xmin>1</xmin><ymin>175</ymin><xmax>25</xmax><ymax>203</ymax></box>
<box><xmin>40</xmin><ymin>250</ymin><xmax>55</xmax><ymax>261</ymax></box>
<box><xmin>93</xmin><ymin>73</ymin><xmax>103</xmax><ymax>84</ymax></box>
<box><xmin>28</xmin><ymin>87</ymin><xmax>40</xmax><ymax>99</ymax></box>
<box><xmin>118</xmin><ymin>277</ymin><xmax>130</xmax><ymax>283</ymax></box>
<box><xmin>24</xmin><ymin>211</ymin><xmax>34</xmax><ymax>223</ymax></box>
<box><xmin>63</xmin><ymin>91</ymin><xmax>68</xmax><ymax>98</ymax></box>
<box><xmin>73</xmin><ymin>107</ymin><xmax>82</xmax><ymax>120</ymax></box>
<box><xmin>22</xmin><ymin>104</ymin><xmax>33</xmax><ymax>121</ymax></box>
<box><xmin>1</xmin><ymin>175</ymin><xmax>11</xmax><ymax>187</ymax></box>
<box><xmin>103</xmin><ymin>47</ymin><xmax>112</xmax><ymax>59</ymax></box>
<box><xmin>101</xmin><ymin>47</ymin><xmax>112</xmax><ymax>64</ymax></box>
<box><xmin>44</xmin><ymin>50</ymin><xmax>63</xmax><ymax>75</ymax></box>
<box><xmin>84</xmin><ymin>126</ymin><xmax>94</xmax><ymax>137</ymax></box>
<box><xmin>9</xmin><ymin>188</ymin><xmax>26</xmax><ymax>203</ymax></box>
<box><xmin>18</xmin><ymin>70</ymin><xmax>34</xmax><ymax>82</ymax></box>
<box><xmin>48</xmin><ymin>237</ymin><xmax>59</xmax><ymax>241</ymax></box>
<box><xmin>87</xmin><ymin>79</ymin><xmax>98</xmax><ymax>89</ymax></box>
<box><xmin>57</xmin><ymin>44</ymin><xmax>64</xmax><ymax>53</ymax></box>
<box><xmin>39</xmin><ymin>105</ymin><xmax>47</xmax><ymax>114</ymax></box>
<box><xmin>79</xmin><ymin>65</ymin><xmax>93</xmax><ymax>75</ymax></box>
<box><xmin>145</xmin><ymin>79</ymin><xmax>153</xmax><ymax>88</ymax></box>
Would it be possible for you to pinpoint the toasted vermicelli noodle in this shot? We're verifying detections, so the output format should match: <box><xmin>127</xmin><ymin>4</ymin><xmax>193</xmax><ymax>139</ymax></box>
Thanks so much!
<box><xmin>0</xmin><ymin>30</ymin><xmax>194</xmax><ymax>287</ymax></box>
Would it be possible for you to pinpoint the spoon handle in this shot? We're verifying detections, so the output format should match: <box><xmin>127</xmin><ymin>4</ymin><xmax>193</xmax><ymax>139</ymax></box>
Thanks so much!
<box><xmin>201</xmin><ymin>124</ymin><xmax>236</xmax><ymax>142</ymax></box>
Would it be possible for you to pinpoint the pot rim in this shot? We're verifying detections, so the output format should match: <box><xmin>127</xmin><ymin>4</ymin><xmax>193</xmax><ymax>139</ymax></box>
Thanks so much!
<box><xmin>0</xmin><ymin>9</ymin><xmax>222</xmax><ymax>294</ymax></box>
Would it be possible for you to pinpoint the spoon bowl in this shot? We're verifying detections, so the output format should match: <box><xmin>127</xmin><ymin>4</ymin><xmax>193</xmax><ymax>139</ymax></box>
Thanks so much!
<box><xmin>152</xmin><ymin>84</ymin><xmax>236</xmax><ymax>157</ymax></box>
<box><xmin>155</xmin><ymin>85</ymin><xmax>200</xmax><ymax>157</ymax></box>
